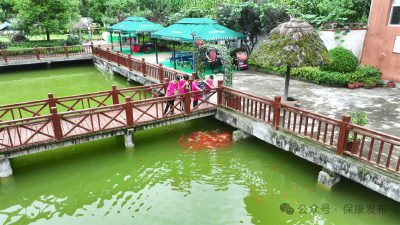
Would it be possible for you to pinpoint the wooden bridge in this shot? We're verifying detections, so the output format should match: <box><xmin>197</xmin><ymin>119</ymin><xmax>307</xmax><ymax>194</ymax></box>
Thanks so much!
<box><xmin>0</xmin><ymin>44</ymin><xmax>399</xmax><ymax>177</ymax></box>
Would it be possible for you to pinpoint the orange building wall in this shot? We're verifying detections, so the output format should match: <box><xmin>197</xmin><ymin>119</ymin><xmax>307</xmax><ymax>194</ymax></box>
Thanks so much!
<box><xmin>361</xmin><ymin>0</ymin><xmax>400</xmax><ymax>83</ymax></box>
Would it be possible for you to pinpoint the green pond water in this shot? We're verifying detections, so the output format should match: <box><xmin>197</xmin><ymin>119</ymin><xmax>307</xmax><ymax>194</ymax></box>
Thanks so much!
<box><xmin>0</xmin><ymin>63</ymin><xmax>399</xmax><ymax>225</ymax></box>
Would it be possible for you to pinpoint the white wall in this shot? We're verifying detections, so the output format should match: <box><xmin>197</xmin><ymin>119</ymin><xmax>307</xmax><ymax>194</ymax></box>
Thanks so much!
<box><xmin>319</xmin><ymin>29</ymin><xmax>367</xmax><ymax>59</ymax></box>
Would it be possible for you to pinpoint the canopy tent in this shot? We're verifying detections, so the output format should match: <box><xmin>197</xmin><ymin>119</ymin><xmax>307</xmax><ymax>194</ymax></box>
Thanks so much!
<box><xmin>151</xmin><ymin>18</ymin><xmax>246</xmax><ymax>69</ymax></box>
<box><xmin>107</xmin><ymin>17</ymin><xmax>164</xmax><ymax>55</ymax></box>
<box><xmin>0</xmin><ymin>22</ymin><xmax>17</xmax><ymax>41</ymax></box>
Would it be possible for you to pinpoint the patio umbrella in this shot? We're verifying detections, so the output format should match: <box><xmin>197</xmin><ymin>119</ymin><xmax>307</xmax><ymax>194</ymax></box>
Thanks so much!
<box><xmin>151</xmin><ymin>18</ymin><xmax>246</xmax><ymax>69</ymax></box>
<box><xmin>107</xmin><ymin>17</ymin><xmax>163</xmax><ymax>54</ymax></box>
<box><xmin>250</xmin><ymin>18</ymin><xmax>333</xmax><ymax>101</ymax></box>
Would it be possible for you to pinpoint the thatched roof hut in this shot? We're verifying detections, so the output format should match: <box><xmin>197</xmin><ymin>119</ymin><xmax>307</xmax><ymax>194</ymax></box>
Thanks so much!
<box><xmin>250</xmin><ymin>18</ymin><xmax>333</xmax><ymax>100</ymax></box>
<box><xmin>73</xmin><ymin>22</ymin><xmax>87</xmax><ymax>30</ymax></box>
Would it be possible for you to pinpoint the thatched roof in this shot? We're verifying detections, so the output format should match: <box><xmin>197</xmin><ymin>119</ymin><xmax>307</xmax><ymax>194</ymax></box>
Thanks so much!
<box><xmin>250</xmin><ymin>18</ymin><xmax>333</xmax><ymax>67</ymax></box>
<box><xmin>73</xmin><ymin>22</ymin><xmax>87</xmax><ymax>30</ymax></box>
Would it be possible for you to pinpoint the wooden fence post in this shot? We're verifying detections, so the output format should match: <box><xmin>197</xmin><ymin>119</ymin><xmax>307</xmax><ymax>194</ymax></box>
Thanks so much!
<box><xmin>34</xmin><ymin>45</ymin><xmax>40</xmax><ymax>60</ymax></box>
<box><xmin>184</xmin><ymin>87</ymin><xmax>191</xmax><ymax>114</ymax></box>
<box><xmin>64</xmin><ymin>44</ymin><xmax>68</xmax><ymax>58</ymax></box>
<box><xmin>117</xmin><ymin>51</ymin><xmax>120</xmax><ymax>66</ymax></box>
<box><xmin>142</xmin><ymin>58</ymin><xmax>146</xmax><ymax>76</ymax></box>
<box><xmin>217</xmin><ymin>80</ymin><xmax>223</xmax><ymax>106</ymax></box>
<box><xmin>337</xmin><ymin>115</ymin><xmax>351</xmax><ymax>156</ymax></box>
<box><xmin>125</xmin><ymin>97</ymin><xmax>134</xmax><ymax>127</ymax></box>
<box><xmin>90</xmin><ymin>42</ymin><xmax>94</xmax><ymax>54</ymax></box>
<box><xmin>158</xmin><ymin>63</ymin><xmax>164</xmax><ymax>83</ymax></box>
<box><xmin>164</xmin><ymin>78</ymin><xmax>170</xmax><ymax>94</ymax></box>
<box><xmin>111</xmin><ymin>85</ymin><xmax>119</xmax><ymax>105</ymax></box>
<box><xmin>273</xmin><ymin>96</ymin><xmax>281</xmax><ymax>130</ymax></box>
<box><xmin>128</xmin><ymin>55</ymin><xmax>132</xmax><ymax>71</ymax></box>
<box><xmin>50</xmin><ymin>107</ymin><xmax>63</xmax><ymax>140</ymax></box>
<box><xmin>1</xmin><ymin>47</ymin><xmax>7</xmax><ymax>63</ymax></box>
<box><xmin>107</xmin><ymin>48</ymin><xmax>110</xmax><ymax>61</ymax></box>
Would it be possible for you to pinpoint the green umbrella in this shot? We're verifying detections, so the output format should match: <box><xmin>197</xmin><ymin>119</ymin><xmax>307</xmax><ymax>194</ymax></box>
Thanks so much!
<box><xmin>151</xmin><ymin>18</ymin><xmax>246</xmax><ymax>42</ymax></box>
<box><xmin>107</xmin><ymin>17</ymin><xmax>163</xmax><ymax>53</ymax></box>
<box><xmin>151</xmin><ymin>18</ymin><xmax>246</xmax><ymax>70</ymax></box>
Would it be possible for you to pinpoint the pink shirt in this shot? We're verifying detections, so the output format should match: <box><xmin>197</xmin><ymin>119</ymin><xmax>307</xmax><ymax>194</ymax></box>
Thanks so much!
<box><xmin>179</xmin><ymin>80</ymin><xmax>188</xmax><ymax>94</ymax></box>
<box><xmin>192</xmin><ymin>82</ymin><xmax>201</xmax><ymax>100</ymax></box>
<box><xmin>166</xmin><ymin>81</ymin><xmax>179</xmax><ymax>97</ymax></box>
<box><xmin>206</xmin><ymin>80</ymin><xmax>213</xmax><ymax>90</ymax></box>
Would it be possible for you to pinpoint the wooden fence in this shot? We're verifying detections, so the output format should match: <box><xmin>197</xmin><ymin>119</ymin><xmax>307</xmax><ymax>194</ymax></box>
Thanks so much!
<box><xmin>0</xmin><ymin>45</ymin><xmax>92</xmax><ymax>62</ymax></box>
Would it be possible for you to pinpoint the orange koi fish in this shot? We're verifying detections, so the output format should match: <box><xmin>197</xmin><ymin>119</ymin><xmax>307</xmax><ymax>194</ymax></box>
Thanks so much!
<box><xmin>140</xmin><ymin>159</ymin><xmax>143</xmax><ymax>162</ymax></box>
<box><xmin>218</xmin><ymin>162</ymin><xmax>222</xmax><ymax>164</ymax></box>
<box><xmin>271</xmin><ymin>165</ymin><xmax>275</xmax><ymax>167</ymax></box>
<box><xmin>308</xmin><ymin>188</ymin><xmax>313</xmax><ymax>192</ymax></box>
<box><xmin>294</xmin><ymin>200</ymin><xmax>298</xmax><ymax>204</ymax></box>
<box><xmin>284</xmin><ymin>194</ymin><xmax>288</xmax><ymax>198</ymax></box>
<box><xmin>276</xmin><ymin>168</ymin><xmax>280</xmax><ymax>171</ymax></box>
<box><xmin>167</xmin><ymin>144</ymin><xmax>170</xmax><ymax>146</ymax></box>
<box><xmin>258</xmin><ymin>198</ymin><xmax>263</xmax><ymax>203</ymax></box>
<box><xmin>293</xmin><ymin>187</ymin><xmax>297</xmax><ymax>191</ymax></box>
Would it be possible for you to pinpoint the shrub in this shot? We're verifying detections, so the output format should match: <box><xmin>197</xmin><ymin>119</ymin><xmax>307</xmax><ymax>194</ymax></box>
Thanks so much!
<box><xmin>321</xmin><ymin>46</ymin><xmax>359</xmax><ymax>73</ymax></box>
<box><xmin>356</xmin><ymin>65</ymin><xmax>381</xmax><ymax>78</ymax></box>
<box><xmin>0</xmin><ymin>41</ymin><xmax>4</xmax><ymax>49</ymax></box>
<box><xmin>65</xmin><ymin>37</ymin><xmax>83</xmax><ymax>46</ymax></box>
<box><xmin>230</xmin><ymin>48</ymin><xmax>247</xmax><ymax>58</ymax></box>
<box><xmin>11</xmin><ymin>34</ymin><xmax>28</xmax><ymax>43</ymax></box>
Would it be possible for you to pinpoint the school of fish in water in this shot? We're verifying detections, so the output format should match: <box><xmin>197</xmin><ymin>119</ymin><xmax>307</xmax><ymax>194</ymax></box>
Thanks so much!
<box><xmin>177</xmin><ymin>129</ymin><xmax>232</xmax><ymax>151</ymax></box>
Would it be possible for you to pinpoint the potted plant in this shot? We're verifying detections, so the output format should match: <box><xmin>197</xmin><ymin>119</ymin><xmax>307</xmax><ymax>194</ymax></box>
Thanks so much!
<box><xmin>387</xmin><ymin>80</ymin><xmax>395</xmax><ymax>88</ymax></box>
<box><xmin>346</xmin><ymin>111</ymin><xmax>369</xmax><ymax>154</ymax></box>
<box><xmin>354</xmin><ymin>80</ymin><xmax>360</xmax><ymax>88</ymax></box>
<box><xmin>376</xmin><ymin>80</ymin><xmax>384</xmax><ymax>87</ymax></box>
<box><xmin>364</xmin><ymin>80</ymin><xmax>373</xmax><ymax>89</ymax></box>
<box><xmin>371</xmin><ymin>78</ymin><xmax>378</xmax><ymax>87</ymax></box>
<box><xmin>358</xmin><ymin>79</ymin><xmax>365</xmax><ymax>87</ymax></box>
<box><xmin>348</xmin><ymin>80</ymin><xmax>355</xmax><ymax>89</ymax></box>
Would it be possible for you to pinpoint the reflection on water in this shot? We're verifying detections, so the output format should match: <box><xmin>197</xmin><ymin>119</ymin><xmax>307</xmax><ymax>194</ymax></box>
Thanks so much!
<box><xmin>0</xmin><ymin>118</ymin><xmax>398</xmax><ymax>225</ymax></box>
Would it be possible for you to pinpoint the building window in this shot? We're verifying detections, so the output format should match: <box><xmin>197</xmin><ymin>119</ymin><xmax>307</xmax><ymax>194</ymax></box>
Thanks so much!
<box><xmin>390</xmin><ymin>0</ymin><xmax>400</xmax><ymax>25</ymax></box>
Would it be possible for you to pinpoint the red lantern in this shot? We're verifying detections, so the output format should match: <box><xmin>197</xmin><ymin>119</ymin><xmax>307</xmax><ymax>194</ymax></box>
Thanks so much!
<box><xmin>196</xmin><ymin>37</ymin><xmax>204</xmax><ymax>48</ymax></box>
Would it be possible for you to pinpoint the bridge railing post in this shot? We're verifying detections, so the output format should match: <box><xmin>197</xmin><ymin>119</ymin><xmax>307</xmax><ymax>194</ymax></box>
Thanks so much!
<box><xmin>111</xmin><ymin>85</ymin><xmax>119</xmax><ymax>105</ymax></box>
<box><xmin>1</xmin><ymin>47</ymin><xmax>7</xmax><ymax>63</ymax></box>
<box><xmin>337</xmin><ymin>115</ymin><xmax>351</xmax><ymax>156</ymax></box>
<box><xmin>184</xmin><ymin>87</ymin><xmax>191</xmax><ymax>114</ymax></box>
<box><xmin>107</xmin><ymin>48</ymin><xmax>110</xmax><ymax>61</ymax></box>
<box><xmin>90</xmin><ymin>42</ymin><xmax>94</xmax><ymax>54</ymax></box>
<box><xmin>128</xmin><ymin>55</ymin><xmax>132</xmax><ymax>71</ymax></box>
<box><xmin>217</xmin><ymin>80</ymin><xmax>223</xmax><ymax>106</ymax></box>
<box><xmin>164</xmin><ymin>78</ymin><xmax>170</xmax><ymax>95</ymax></box>
<box><xmin>158</xmin><ymin>63</ymin><xmax>164</xmax><ymax>83</ymax></box>
<box><xmin>142</xmin><ymin>58</ymin><xmax>146</xmax><ymax>76</ymax></box>
<box><xmin>34</xmin><ymin>45</ymin><xmax>40</xmax><ymax>60</ymax></box>
<box><xmin>125</xmin><ymin>97</ymin><xmax>134</xmax><ymax>127</ymax></box>
<box><xmin>64</xmin><ymin>44</ymin><xmax>69</xmax><ymax>58</ymax></box>
<box><xmin>272</xmin><ymin>96</ymin><xmax>281</xmax><ymax>130</ymax></box>
<box><xmin>117</xmin><ymin>51</ymin><xmax>120</xmax><ymax>66</ymax></box>
<box><xmin>50</xmin><ymin>107</ymin><xmax>63</xmax><ymax>140</ymax></box>
<box><xmin>48</xmin><ymin>93</ymin><xmax>56</xmax><ymax>111</ymax></box>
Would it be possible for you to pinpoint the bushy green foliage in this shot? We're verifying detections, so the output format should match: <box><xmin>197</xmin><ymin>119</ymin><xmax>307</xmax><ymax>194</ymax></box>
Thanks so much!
<box><xmin>4</xmin><ymin>39</ymin><xmax>82</xmax><ymax>49</ymax></box>
<box><xmin>11</xmin><ymin>34</ymin><xmax>28</xmax><ymax>42</ymax></box>
<box><xmin>253</xmin><ymin>63</ymin><xmax>381</xmax><ymax>87</ymax></box>
<box><xmin>321</xmin><ymin>46</ymin><xmax>359</xmax><ymax>73</ymax></box>
<box><xmin>230</xmin><ymin>48</ymin><xmax>247</xmax><ymax>58</ymax></box>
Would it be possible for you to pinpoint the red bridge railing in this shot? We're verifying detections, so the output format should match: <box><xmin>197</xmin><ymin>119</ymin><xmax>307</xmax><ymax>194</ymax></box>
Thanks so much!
<box><xmin>220</xmin><ymin>84</ymin><xmax>400</xmax><ymax>174</ymax></box>
<box><xmin>91</xmin><ymin>46</ymin><xmax>190</xmax><ymax>82</ymax></box>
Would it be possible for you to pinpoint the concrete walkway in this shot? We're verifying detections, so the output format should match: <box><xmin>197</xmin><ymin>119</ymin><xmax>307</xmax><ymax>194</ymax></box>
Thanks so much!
<box><xmin>214</xmin><ymin>69</ymin><xmax>400</xmax><ymax>137</ymax></box>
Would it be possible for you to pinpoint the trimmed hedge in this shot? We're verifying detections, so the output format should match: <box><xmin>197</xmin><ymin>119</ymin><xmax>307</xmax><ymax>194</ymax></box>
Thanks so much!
<box><xmin>3</xmin><ymin>38</ymin><xmax>82</xmax><ymax>49</ymax></box>
<box><xmin>321</xmin><ymin>46</ymin><xmax>359</xmax><ymax>73</ymax></box>
<box><xmin>249</xmin><ymin>59</ymin><xmax>381</xmax><ymax>86</ymax></box>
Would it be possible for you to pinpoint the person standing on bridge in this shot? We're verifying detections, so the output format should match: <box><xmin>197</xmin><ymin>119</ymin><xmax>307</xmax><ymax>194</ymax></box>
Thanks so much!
<box><xmin>179</xmin><ymin>74</ymin><xmax>190</xmax><ymax>111</ymax></box>
<box><xmin>192</xmin><ymin>76</ymin><xmax>202</xmax><ymax>109</ymax></box>
<box><xmin>164</xmin><ymin>76</ymin><xmax>180</xmax><ymax>116</ymax></box>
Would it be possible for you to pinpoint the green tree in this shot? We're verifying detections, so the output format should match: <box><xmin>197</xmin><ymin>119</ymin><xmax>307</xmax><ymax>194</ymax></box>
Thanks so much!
<box><xmin>104</xmin><ymin>0</ymin><xmax>138</xmax><ymax>23</ymax></box>
<box><xmin>85</xmin><ymin>0</ymin><xmax>108</xmax><ymax>24</ymax></box>
<box><xmin>9</xmin><ymin>0</ymin><xmax>80</xmax><ymax>40</ymax></box>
